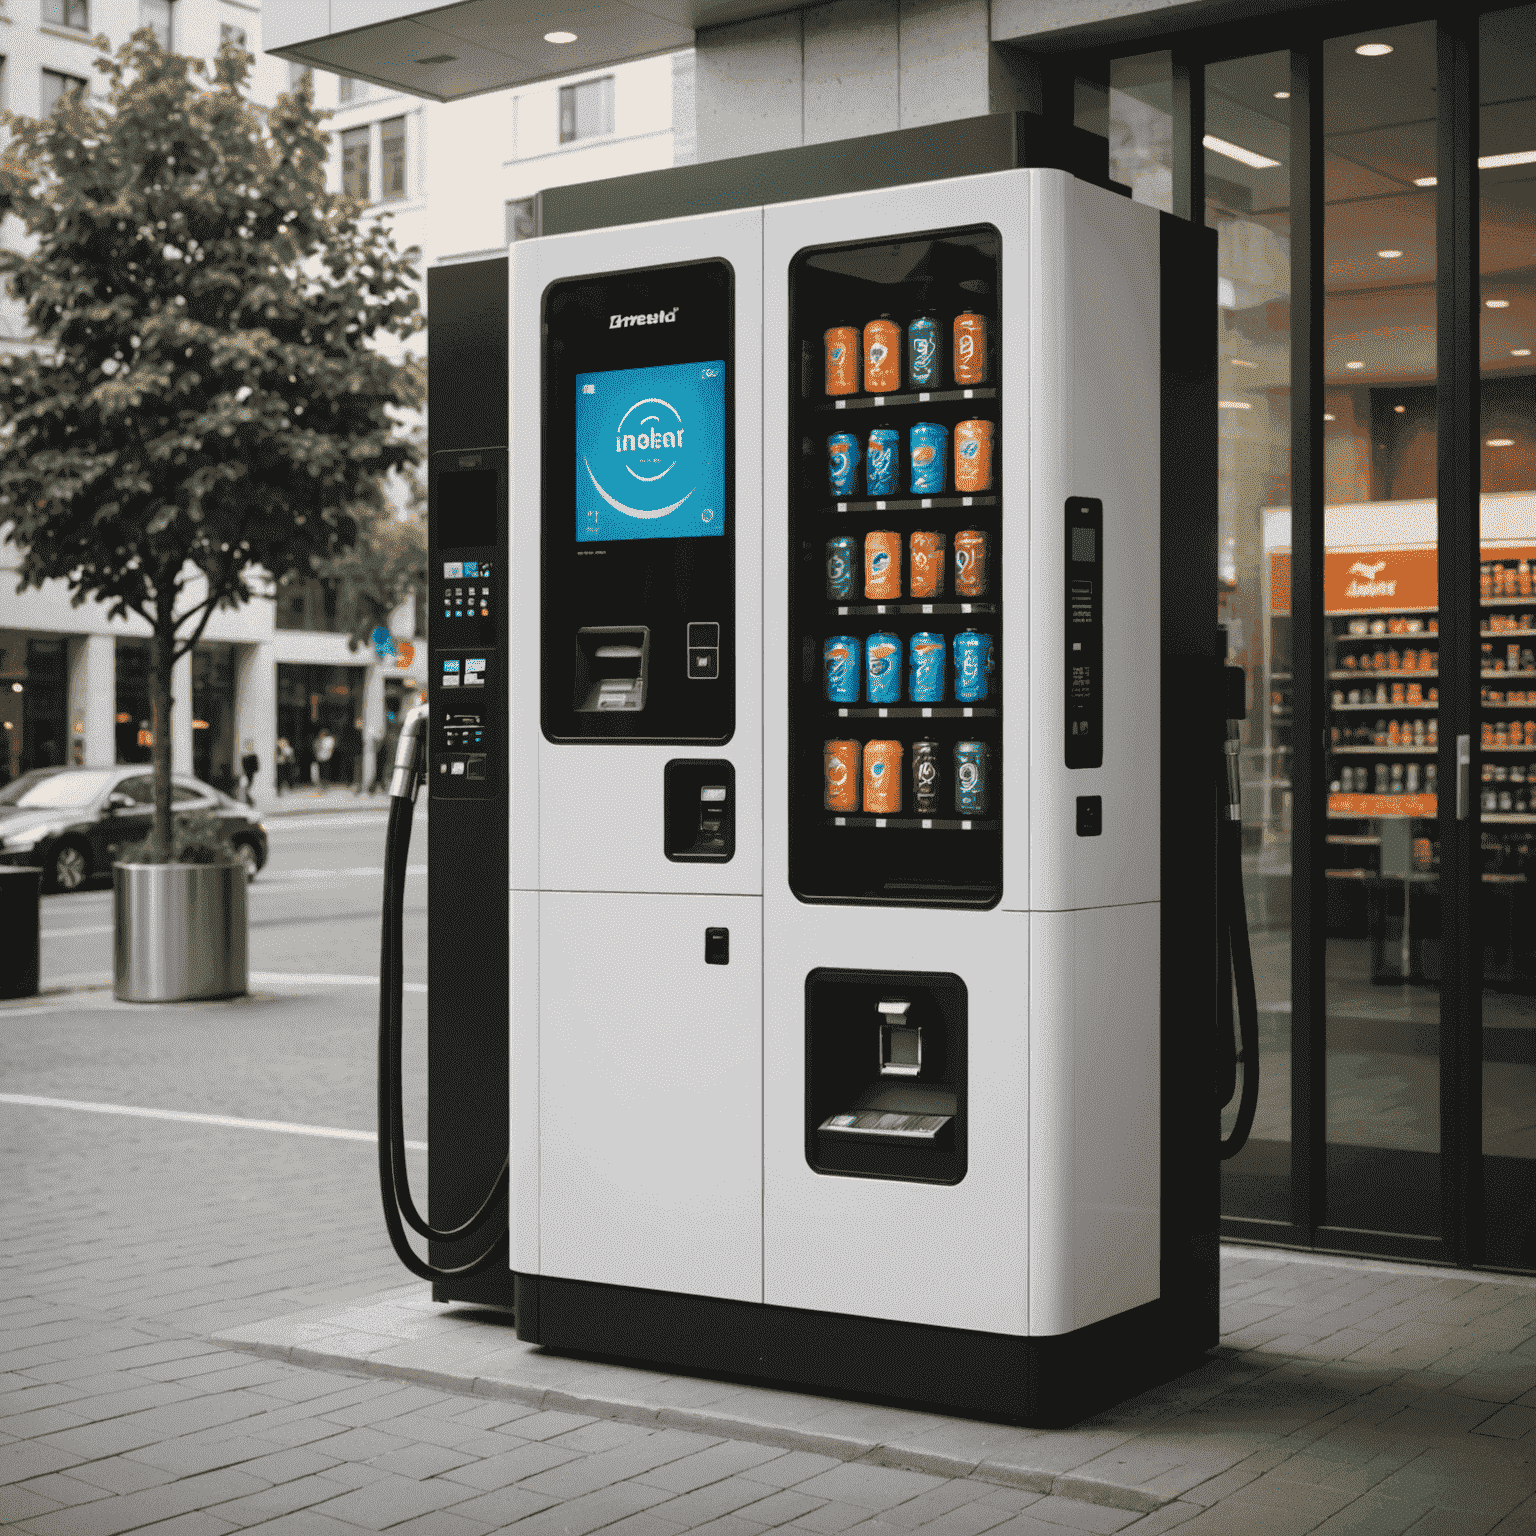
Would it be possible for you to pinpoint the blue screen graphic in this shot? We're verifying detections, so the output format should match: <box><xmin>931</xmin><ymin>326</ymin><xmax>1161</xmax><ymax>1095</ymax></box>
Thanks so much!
<box><xmin>575</xmin><ymin>360</ymin><xmax>725</xmax><ymax>543</ymax></box>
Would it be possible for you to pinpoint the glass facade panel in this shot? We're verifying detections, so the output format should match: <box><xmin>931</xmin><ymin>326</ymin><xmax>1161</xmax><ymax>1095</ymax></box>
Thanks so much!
<box><xmin>559</xmin><ymin>77</ymin><xmax>613</xmax><ymax>143</ymax></box>
<box><xmin>1479</xmin><ymin>1</ymin><xmax>1536</xmax><ymax>1270</ymax></box>
<box><xmin>191</xmin><ymin>643</ymin><xmax>235</xmax><ymax>793</ymax></box>
<box><xmin>1321</xmin><ymin>22</ymin><xmax>1442</xmax><ymax>1240</ymax></box>
<box><xmin>1108</xmin><ymin>53</ymin><xmax>1175</xmax><ymax>214</ymax></box>
<box><xmin>381</xmin><ymin>116</ymin><xmax>406</xmax><ymax>202</ymax></box>
<box><xmin>41</xmin><ymin>69</ymin><xmax>86</xmax><ymax>114</ymax></box>
<box><xmin>341</xmin><ymin>125</ymin><xmax>370</xmax><ymax>202</ymax></box>
<box><xmin>43</xmin><ymin>0</ymin><xmax>89</xmax><ymax>30</ymax></box>
<box><xmin>1205</xmin><ymin>51</ymin><xmax>1293</xmax><ymax>1223</ymax></box>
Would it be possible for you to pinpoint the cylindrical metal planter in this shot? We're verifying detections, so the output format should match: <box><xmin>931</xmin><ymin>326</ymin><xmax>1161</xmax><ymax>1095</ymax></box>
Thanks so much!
<box><xmin>114</xmin><ymin>862</ymin><xmax>248</xmax><ymax>1003</ymax></box>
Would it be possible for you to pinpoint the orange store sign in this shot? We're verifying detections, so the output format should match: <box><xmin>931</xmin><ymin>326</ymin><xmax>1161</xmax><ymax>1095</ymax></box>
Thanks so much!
<box><xmin>1272</xmin><ymin>546</ymin><xmax>1536</xmax><ymax>614</ymax></box>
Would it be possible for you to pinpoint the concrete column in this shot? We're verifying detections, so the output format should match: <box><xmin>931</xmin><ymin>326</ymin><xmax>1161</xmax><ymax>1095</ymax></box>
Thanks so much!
<box><xmin>171</xmin><ymin>648</ymin><xmax>194</xmax><ymax>776</ymax></box>
<box><xmin>364</xmin><ymin>663</ymin><xmax>386</xmax><ymax>790</ymax></box>
<box><xmin>672</xmin><ymin>48</ymin><xmax>698</xmax><ymax>166</ymax></box>
<box><xmin>233</xmin><ymin>641</ymin><xmax>276</xmax><ymax>800</ymax></box>
<box><xmin>67</xmin><ymin>634</ymin><xmax>115</xmax><ymax>768</ymax></box>
<box><xmin>804</xmin><ymin>0</ymin><xmax>899</xmax><ymax>145</ymax></box>
<box><xmin>695</xmin><ymin>11</ymin><xmax>804</xmax><ymax>161</ymax></box>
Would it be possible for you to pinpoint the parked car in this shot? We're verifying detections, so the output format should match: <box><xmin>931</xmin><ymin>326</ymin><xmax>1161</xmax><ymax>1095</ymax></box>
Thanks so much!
<box><xmin>0</xmin><ymin>766</ymin><xmax>268</xmax><ymax>892</ymax></box>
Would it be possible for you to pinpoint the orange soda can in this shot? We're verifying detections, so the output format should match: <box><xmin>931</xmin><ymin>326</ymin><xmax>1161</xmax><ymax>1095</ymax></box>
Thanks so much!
<box><xmin>864</xmin><ymin>529</ymin><xmax>902</xmax><ymax>600</ymax></box>
<box><xmin>954</xmin><ymin>528</ymin><xmax>989</xmax><ymax>597</ymax></box>
<box><xmin>909</xmin><ymin>530</ymin><xmax>947</xmax><ymax>599</ymax></box>
<box><xmin>953</xmin><ymin>419</ymin><xmax>995</xmax><ymax>493</ymax></box>
<box><xmin>863</xmin><ymin>316</ymin><xmax>901</xmax><ymax>393</ymax></box>
<box><xmin>823</xmin><ymin>740</ymin><xmax>862</xmax><ymax>813</ymax></box>
<box><xmin>824</xmin><ymin>327</ymin><xmax>859</xmax><ymax>396</ymax></box>
<box><xmin>863</xmin><ymin>740</ymin><xmax>904</xmax><ymax>815</ymax></box>
<box><xmin>953</xmin><ymin>312</ymin><xmax>988</xmax><ymax>385</ymax></box>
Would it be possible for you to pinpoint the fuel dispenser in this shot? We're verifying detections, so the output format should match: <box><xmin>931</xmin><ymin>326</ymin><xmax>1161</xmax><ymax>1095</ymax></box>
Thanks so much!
<box><xmin>377</xmin><ymin>112</ymin><xmax>1259</xmax><ymax>1427</ymax></box>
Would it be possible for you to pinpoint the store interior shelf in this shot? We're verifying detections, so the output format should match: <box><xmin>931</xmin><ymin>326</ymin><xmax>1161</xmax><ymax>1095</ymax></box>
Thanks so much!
<box><xmin>1487</xmin><ymin>813</ymin><xmax>1536</xmax><ymax>823</ymax></box>
<box><xmin>1484</xmin><ymin>698</ymin><xmax>1536</xmax><ymax>706</ymax></box>
<box><xmin>1484</xmin><ymin>596</ymin><xmax>1536</xmax><ymax>607</ymax></box>
<box><xmin>829</xmin><ymin>705</ymin><xmax>999</xmax><ymax>719</ymax></box>
<box><xmin>1331</xmin><ymin>670</ymin><xmax>1437</xmax><ymax>680</ymax></box>
<box><xmin>1484</xmin><ymin>629</ymin><xmax>1536</xmax><ymax>638</ymax></box>
<box><xmin>1487</xmin><ymin>670</ymin><xmax>1536</xmax><ymax>680</ymax></box>
<box><xmin>831</xmin><ymin>601</ymin><xmax>999</xmax><ymax>617</ymax></box>
<box><xmin>826</xmin><ymin>494</ymin><xmax>999</xmax><ymax>515</ymax></box>
<box><xmin>1485</xmin><ymin>744</ymin><xmax>1536</xmax><ymax>753</ymax></box>
<box><xmin>1336</xmin><ymin>634</ymin><xmax>1435</xmax><ymax>644</ymax></box>
<box><xmin>1333</xmin><ymin>744</ymin><xmax>1436</xmax><ymax>754</ymax></box>
<box><xmin>1328</xmin><ymin>834</ymin><xmax>1382</xmax><ymax>845</ymax></box>
<box><xmin>1333</xmin><ymin>702</ymin><xmax>1436</xmax><ymax>711</ymax></box>
<box><xmin>825</xmin><ymin>815</ymin><xmax>999</xmax><ymax>831</ymax></box>
<box><xmin>818</xmin><ymin>386</ymin><xmax>997</xmax><ymax>414</ymax></box>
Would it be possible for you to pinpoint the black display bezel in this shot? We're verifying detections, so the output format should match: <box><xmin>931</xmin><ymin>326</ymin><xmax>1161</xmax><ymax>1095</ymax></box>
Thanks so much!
<box><xmin>540</xmin><ymin>259</ymin><xmax>735</xmax><ymax>745</ymax></box>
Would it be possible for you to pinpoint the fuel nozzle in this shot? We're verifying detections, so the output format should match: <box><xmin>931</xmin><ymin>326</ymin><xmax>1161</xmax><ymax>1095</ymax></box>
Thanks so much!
<box><xmin>1221</xmin><ymin>660</ymin><xmax>1246</xmax><ymax>823</ymax></box>
<box><xmin>389</xmin><ymin>703</ymin><xmax>430</xmax><ymax>802</ymax></box>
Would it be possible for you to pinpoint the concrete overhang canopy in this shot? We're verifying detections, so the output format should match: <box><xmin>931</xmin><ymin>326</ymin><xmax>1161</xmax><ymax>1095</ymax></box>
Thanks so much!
<box><xmin>264</xmin><ymin>0</ymin><xmax>769</xmax><ymax>101</ymax></box>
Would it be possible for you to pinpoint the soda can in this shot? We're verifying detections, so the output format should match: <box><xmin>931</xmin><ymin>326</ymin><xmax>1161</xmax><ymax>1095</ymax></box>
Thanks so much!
<box><xmin>909</xmin><ymin>632</ymin><xmax>946</xmax><ymax>703</ymax></box>
<box><xmin>864</xmin><ymin>529</ymin><xmax>902</xmax><ymax>601</ymax></box>
<box><xmin>865</xmin><ymin>632</ymin><xmax>902</xmax><ymax>705</ymax></box>
<box><xmin>824</xmin><ymin>739</ymin><xmax>861</xmax><ymax>812</ymax></box>
<box><xmin>824</xmin><ymin>326</ymin><xmax>859</xmax><ymax>396</ymax></box>
<box><xmin>823</xmin><ymin>635</ymin><xmax>862</xmax><ymax>704</ymax></box>
<box><xmin>864</xmin><ymin>739</ymin><xmax>904</xmax><ymax>815</ymax></box>
<box><xmin>908</xmin><ymin>314</ymin><xmax>941</xmax><ymax>388</ymax></box>
<box><xmin>954</xmin><ymin>420</ymin><xmax>995</xmax><ymax>493</ymax></box>
<box><xmin>828</xmin><ymin>432</ymin><xmax>860</xmax><ymax>497</ymax></box>
<box><xmin>864</xmin><ymin>316</ymin><xmax>901</xmax><ymax>394</ymax></box>
<box><xmin>909</xmin><ymin>530</ymin><xmax>947</xmax><ymax>598</ymax></box>
<box><xmin>954</xmin><ymin>528</ymin><xmax>989</xmax><ymax>597</ymax></box>
<box><xmin>953</xmin><ymin>311</ymin><xmax>988</xmax><ymax>385</ymax></box>
<box><xmin>911</xmin><ymin>739</ymin><xmax>942</xmax><ymax>815</ymax></box>
<box><xmin>866</xmin><ymin>427</ymin><xmax>900</xmax><ymax>496</ymax></box>
<box><xmin>953</xmin><ymin>628</ymin><xmax>995</xmax><ymax>704</ymax></box>
<box><xmin>909</xmin><ymin>422</ymin><xmax>948</xmax><ymax>496</ymax></box>
<box><xmin>825</xmin><ymin>536</ymin><xmax>856</xmax><ymax>601</ymax></box>
<box><xmin>954</xmin><ymin>741</ymin><xmax>992</xmax><ymax>815</ymax></box>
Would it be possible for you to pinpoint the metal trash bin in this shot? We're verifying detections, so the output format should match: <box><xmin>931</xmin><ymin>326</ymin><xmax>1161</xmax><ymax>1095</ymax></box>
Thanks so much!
<box><xmin>0</xmin><ymin>866</ymin><xmax>42</xmax><ymax>1000</ymax></box>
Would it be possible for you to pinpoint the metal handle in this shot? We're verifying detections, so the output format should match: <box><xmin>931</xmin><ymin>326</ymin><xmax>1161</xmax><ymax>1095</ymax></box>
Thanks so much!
<box><xmin>1456</xmin><ymin>733</ymin><xmax>1471</xmax><ymax>821</ymax></box>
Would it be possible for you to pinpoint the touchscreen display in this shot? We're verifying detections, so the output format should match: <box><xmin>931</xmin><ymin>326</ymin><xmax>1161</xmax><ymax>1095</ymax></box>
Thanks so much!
<box><xmin>575</xmin><ymin>359</ymin><xmax>726</xmax><ymax>543</ymax></box>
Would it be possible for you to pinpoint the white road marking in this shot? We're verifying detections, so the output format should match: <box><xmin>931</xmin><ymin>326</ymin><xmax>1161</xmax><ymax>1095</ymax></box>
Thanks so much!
<box><xmin>0</xmin><ymin>1092</ymin><xmax>426</xmax><ymax>1149</ymax></box>
<box><xmin>251</xmin><ymin>971</ymin><xmax>427</xmax><ymax>993</ymax></box>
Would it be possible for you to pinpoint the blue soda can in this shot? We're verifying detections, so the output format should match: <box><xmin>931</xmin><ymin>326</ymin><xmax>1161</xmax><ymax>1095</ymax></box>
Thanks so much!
<box><xmin>823</xmin><ymin>635</ymin><xmax>862</xmax><ymax>703</ymax></box>
<box><xmin>954</xmin><ymin>741</ymin><xmax>992</xmax><ymax>816</ymax></box>
<box><xmin>828</xmin><ymin>432</ymin><xmax>860</xmax><ymax>497</ymax></box>
<box><xmin>908</xmin><ymin>315</ymin><xmax>941</xmax><ymax>388</ymax></box>
<box><xmin>865</xmin><ymin>631</ymin><xmax>902</xmax><ymax>705</ymax></box>
<box><xmin>825</xmin><ymin>536</ymin><xmax>856</xmax><ymax>601</ymax></box>
<box><xmin>909</xmin><ymin>421</ymin><xmax>948</xmax><ymax>495</ymax></box>
<box><xmin>953</xmin><ymin>628</ymin><xmax>995</xmax><ymax>704</ymax></box>
<box><xmin>866</xmin><ymin>427</ymin><xmax>900</xmax><ymax>497</ymax></box>
<box><xmin>909</xmin><ymin>632</ymin><xmax>947</xmax><ymax>703</ymax></box>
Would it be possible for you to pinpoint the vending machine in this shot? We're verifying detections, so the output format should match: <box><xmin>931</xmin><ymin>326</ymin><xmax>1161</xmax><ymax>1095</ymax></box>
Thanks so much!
<box><xmin>419</xmin><ymin>115</ymin><xmax>1219</xmax><ymax>1427</ymax></box>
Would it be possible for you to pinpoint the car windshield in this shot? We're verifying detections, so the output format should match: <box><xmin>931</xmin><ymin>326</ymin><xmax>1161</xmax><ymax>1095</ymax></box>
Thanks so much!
<box><xmin>0</xmin><ymin>769</ymin><xmax>119</xmax><ymax>809</ymax></box>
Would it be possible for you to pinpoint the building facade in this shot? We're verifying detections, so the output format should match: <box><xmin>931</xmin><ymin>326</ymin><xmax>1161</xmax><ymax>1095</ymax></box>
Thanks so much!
<box><xmin>0</xmin><ymin>0</ymin><xmax>678</xmax><ymax>796</ymax></box>
<box><xmin>269</xmin><ymin>0</ymin><xmax>1536</xmax><ymax>1278</ymax></box>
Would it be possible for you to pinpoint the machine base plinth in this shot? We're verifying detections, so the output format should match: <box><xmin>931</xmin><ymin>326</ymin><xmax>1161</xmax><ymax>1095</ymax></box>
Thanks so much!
<box><xmin>512</xmin><ymin>1273</ymin><xmax>1212</xmax><ymax>1429</ymax></box>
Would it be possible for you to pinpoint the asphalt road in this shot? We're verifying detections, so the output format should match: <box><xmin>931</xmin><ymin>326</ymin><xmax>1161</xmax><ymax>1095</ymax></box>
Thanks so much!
<box><xmin>2</xmin><ymin>806</ymin><xmax>435</xmax><ymax>1336</ymax></box>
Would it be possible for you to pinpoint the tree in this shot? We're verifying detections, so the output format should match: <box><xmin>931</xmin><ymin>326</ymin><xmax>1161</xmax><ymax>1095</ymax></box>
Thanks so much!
<box><xmin>0</xmin><ymin>31</ymin><xmax>422</xmax><ymax>859</ymax></box>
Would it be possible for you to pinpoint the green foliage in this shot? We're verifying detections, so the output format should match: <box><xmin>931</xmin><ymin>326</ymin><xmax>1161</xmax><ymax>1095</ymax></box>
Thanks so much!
<box><xmin>0</xmin><ymin>29</ymin><xmax>423</xmax><ymax>860</ymax></box>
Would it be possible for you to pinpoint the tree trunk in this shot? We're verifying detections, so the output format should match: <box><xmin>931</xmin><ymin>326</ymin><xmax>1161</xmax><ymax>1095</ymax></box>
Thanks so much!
<box><xmin>148</xmin><ymin>610</ymin><xmax>176</xmax><ymax>864</ymax></box>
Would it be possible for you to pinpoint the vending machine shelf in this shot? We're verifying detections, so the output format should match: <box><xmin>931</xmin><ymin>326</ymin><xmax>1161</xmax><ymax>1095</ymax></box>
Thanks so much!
<box><xmin>829</xmin><ymin>706</ymin><xmax>999</xmax><ymax>720</ymax></box>
<box><xmin>826</xmin><ymin>816</ymin><xmax>999</xmax><ymax>831</ymax></box>
<box><xmin>830</xmin><ymin>602</ymin><xmax>1000</xmax><ymax>618</ymax></box>
<box><xmin>826</xmin><ymin>495</ymin><xmax>999</xmax><ymax>515</ymax></box>
<box><xmin>817</xmin><ymin>386</ymin><xmax>998</xmax><ymax>414</ymax></box>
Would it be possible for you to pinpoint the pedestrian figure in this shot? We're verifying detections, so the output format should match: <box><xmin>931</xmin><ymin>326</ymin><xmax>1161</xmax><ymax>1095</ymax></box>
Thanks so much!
<box><xmin>347</xmin><ymin>716</ymin><xmax>366</xmax><ymax>794</ymax></box>
<box><xmin>275</xmin><ymin>736</ymin><xmax>295</xmax><ymax>794</ymax></box>
<box><xmin>240</xmin><ymin>739</ymin><xmax>260</xmax><ymax>806</ymax></box>
<box><xmin>312</xmin><ymin>727</ymin><xmax>335</xmax><ymax>786</ymax></box>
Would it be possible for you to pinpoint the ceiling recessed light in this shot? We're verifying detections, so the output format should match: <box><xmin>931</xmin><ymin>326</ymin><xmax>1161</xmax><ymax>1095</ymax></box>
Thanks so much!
<box><xmin>1488</xmin><ymin>299</ymin><xmax>1511</xmax><ymax>308</ymax></box>
<box><xmin>1394</xmin><ymin>404</ymin><xmax>1407</xmax><ymax>412</ymax></box>
<box><xmin>1218</xmin><ymin>400</ymin><xmax>1253</xmax><ymax>409</ymax></box>
<box><xmin>1414</xmin><ymin>176</ymin><xmax>1438</xmax><ymax>187</ymax></box>
<box><xmin>544</xmin><ymin>30</ymin><xmax>578</xmax><ymax>43</ymax></box>
<box><xmin>1203</xmin><ymin>133</ymin><xmax>1281</xmax><ymax>170</ymax></box>
<box><xmin>1514</xmin><ymin>348</ymin><xmax>1533</xmax><ymax>357</ymax></box>
<box><xmin>1323</xmin><ymin>413</ymin><xmax>1336</xmax><ymax>421</ymax></box>
<box><xmin>1480</xmin><ymin>150</ymin><xmax>1536</xmax><ymax>170</ymax></box>
<box><xmin>1488</xmin><ymin>438</ymin><xmax>1516</xmax><ymax>447</ymax></box>
<box><xmin>1231</xmin><ymin>357</ymin><xmax>1258</xmax><ymax>367</ymax></box>
<box><xmin>1355</xmin><ymin>42</ymin><xmax>1394</xmax><ymax>56</ymax></box>
<box><xmin>1274</xmin><ymin>90</ymin><xmax>1291</xmax><ymax>99</ymax></box>
<box><xmin>1346</xmin><ymin>360</ymin><xmax>1365</xmax><ymax>369</ymax></box>
<box><xmin>1378</xmin><ymin>249</ymin><xmax>1403</xmax><ymax>259</ymax></box>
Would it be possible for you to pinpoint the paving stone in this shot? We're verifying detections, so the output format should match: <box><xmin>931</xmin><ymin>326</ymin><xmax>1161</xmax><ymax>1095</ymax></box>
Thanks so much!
<box><xmin>383</xmin><ymin>1514</ymin><xmax>496</xmax><ymax>1536</ymax></box>
<box><xmin>435</xmin><ymin>1437</ymin><xmax>586</xmax><ymax>1491</ymax></box>
<box><xmin>1005</xmin><ymin>1497</ymin><xmax>1141</xmax><ymax>1533</ymax></box>
<box><xmin>790</xmin><ymin>1465</ymin><xmax>949</xmax><ymax>1512</ymax></box>
<box><xmin>517</xmin><ymin>1432</ymin><xmax>725</xmax><ymax>1501</ymax></box>
<box><xmin>127</xmin><ymin>1514</ymin><xmax>239</xmax><ymax>1536</ymax></box>
<box><xmin>732</xmin><ymin>1488</ymin><xmax>832</xmax><ymax>1526</ymax></box>
<box><xmin>639</xmin><ymin>1441</ymin><xmax>791</xmax><ymax>1493</ymax></box>
<box><xmin>16</xmin><ymin>1466</ymin><xmax>269</xmax><ymax>1536</ymax></box>
<box><xmin>309</xmin><ymin>1471</ymin><xmax>471</xmax><ymax>1530</ymax></box>
<box><xmin>438</xmin><ymin>1482</ymin><xmax>564</xmax><ymax>1528</ymax></box>
<box><xmin>741</xmin><ymin>1452</ymin><xmax>846</xmax><ymax>1489</ymax></box>
<box><xmin>678</xmin><ymin>1517</ymin><xmax>772</xmax><ymax>1536</ymax></box>
<box><xmin>1473</xmin><ymin>1405</ymin><xmax>1536</xmax><ymax>1440</ymax></box>
<box><xmin>70</xmin><ymin>1457</ymin><xmax>180</xmax><ymax>1495</ymax></box>
<box><xmin>794</xmin><ymin>1501</ymin><xmax>890</xmax><ymax>1534</ymax></box>
<box><xmin>17</xmin><ymin>1471</ymin><xmax>116</xmax><ymax>1507</ymax></box>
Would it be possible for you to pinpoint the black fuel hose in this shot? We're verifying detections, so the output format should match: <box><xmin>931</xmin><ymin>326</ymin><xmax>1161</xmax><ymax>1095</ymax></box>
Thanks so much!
<box><xmin>377</xmin><ymin>705</ymin><xmax>509</xmax><ymax>1280</ymax></box>
<box><xmin>1218</xmin><ymin>748</ymin><xmax>1260</xmax><ymax>1161</ymax></box>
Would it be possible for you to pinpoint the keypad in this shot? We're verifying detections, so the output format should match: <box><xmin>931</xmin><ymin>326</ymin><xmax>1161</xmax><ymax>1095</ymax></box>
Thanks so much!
<box><xmin>440</xmin><ymin>565</ymin><xmax>494</xmax><ymax>623</ymax></box>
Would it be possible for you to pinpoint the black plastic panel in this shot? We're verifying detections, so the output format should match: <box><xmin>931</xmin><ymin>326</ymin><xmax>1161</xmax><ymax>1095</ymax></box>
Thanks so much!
<box><xmin>541</xmin><ymin>260</ymin><xmax>735</xmax><ymax>745</ymax></box>
<box><xmin>1065</xmin><ymin>496</ymin><xmax>1104</xmax><ymax>769</ymax></box>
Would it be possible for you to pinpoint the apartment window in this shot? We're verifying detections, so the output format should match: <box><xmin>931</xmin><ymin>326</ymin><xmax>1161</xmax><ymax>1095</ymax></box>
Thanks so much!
<box><xmin>220</xmin><ymin>22</ymin><xmax>247</xmax><ymax>49</ymax></box>
<box><xmin>139</xmin><ymin>0</ymin><xmax>172</xmax><ymax>49</ymax></box>
<box><xmin>341</xmin><ymin>125</ymin><xmax>369</xmax><ymax>201</ymax></box>
<box><xmin>558</xmin><ymin>76</ymin><xmax>614</xmax><ymax>143</ymax></box>
<box><xmin>506</xmin><ymin>197</ymin><xmax>538</xmax><ymax>243</ymax></box>
<box><xmin>380</xmin><ymin>116</ymin><xmax>406</xmax><ymax>202</ymax></box>
<box><xmin>337</xmin><ymin>74</ymin><xmax>369</xmax><ymax>105</ymax></box>
<box><xmin>287</xmin><ymin>60</ymin><xmax>311</xmax><ymax>91</ymax></box>
<box><xmin>40</xmin><ymin>68</ymin><xmax>86</xmax><ymax>113</ymax></box>
<box><xmin>43</xmin><ymin>0</ymin><xmax>88</xmax><ymax>30</ymax></box>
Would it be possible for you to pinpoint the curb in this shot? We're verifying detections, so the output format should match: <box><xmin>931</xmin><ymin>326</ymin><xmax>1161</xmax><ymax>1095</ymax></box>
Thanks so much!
<box><xmin>210</xmin><ymin>1334</ymin><xmax>1169</xmax><ymax>1516</ymax></box>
